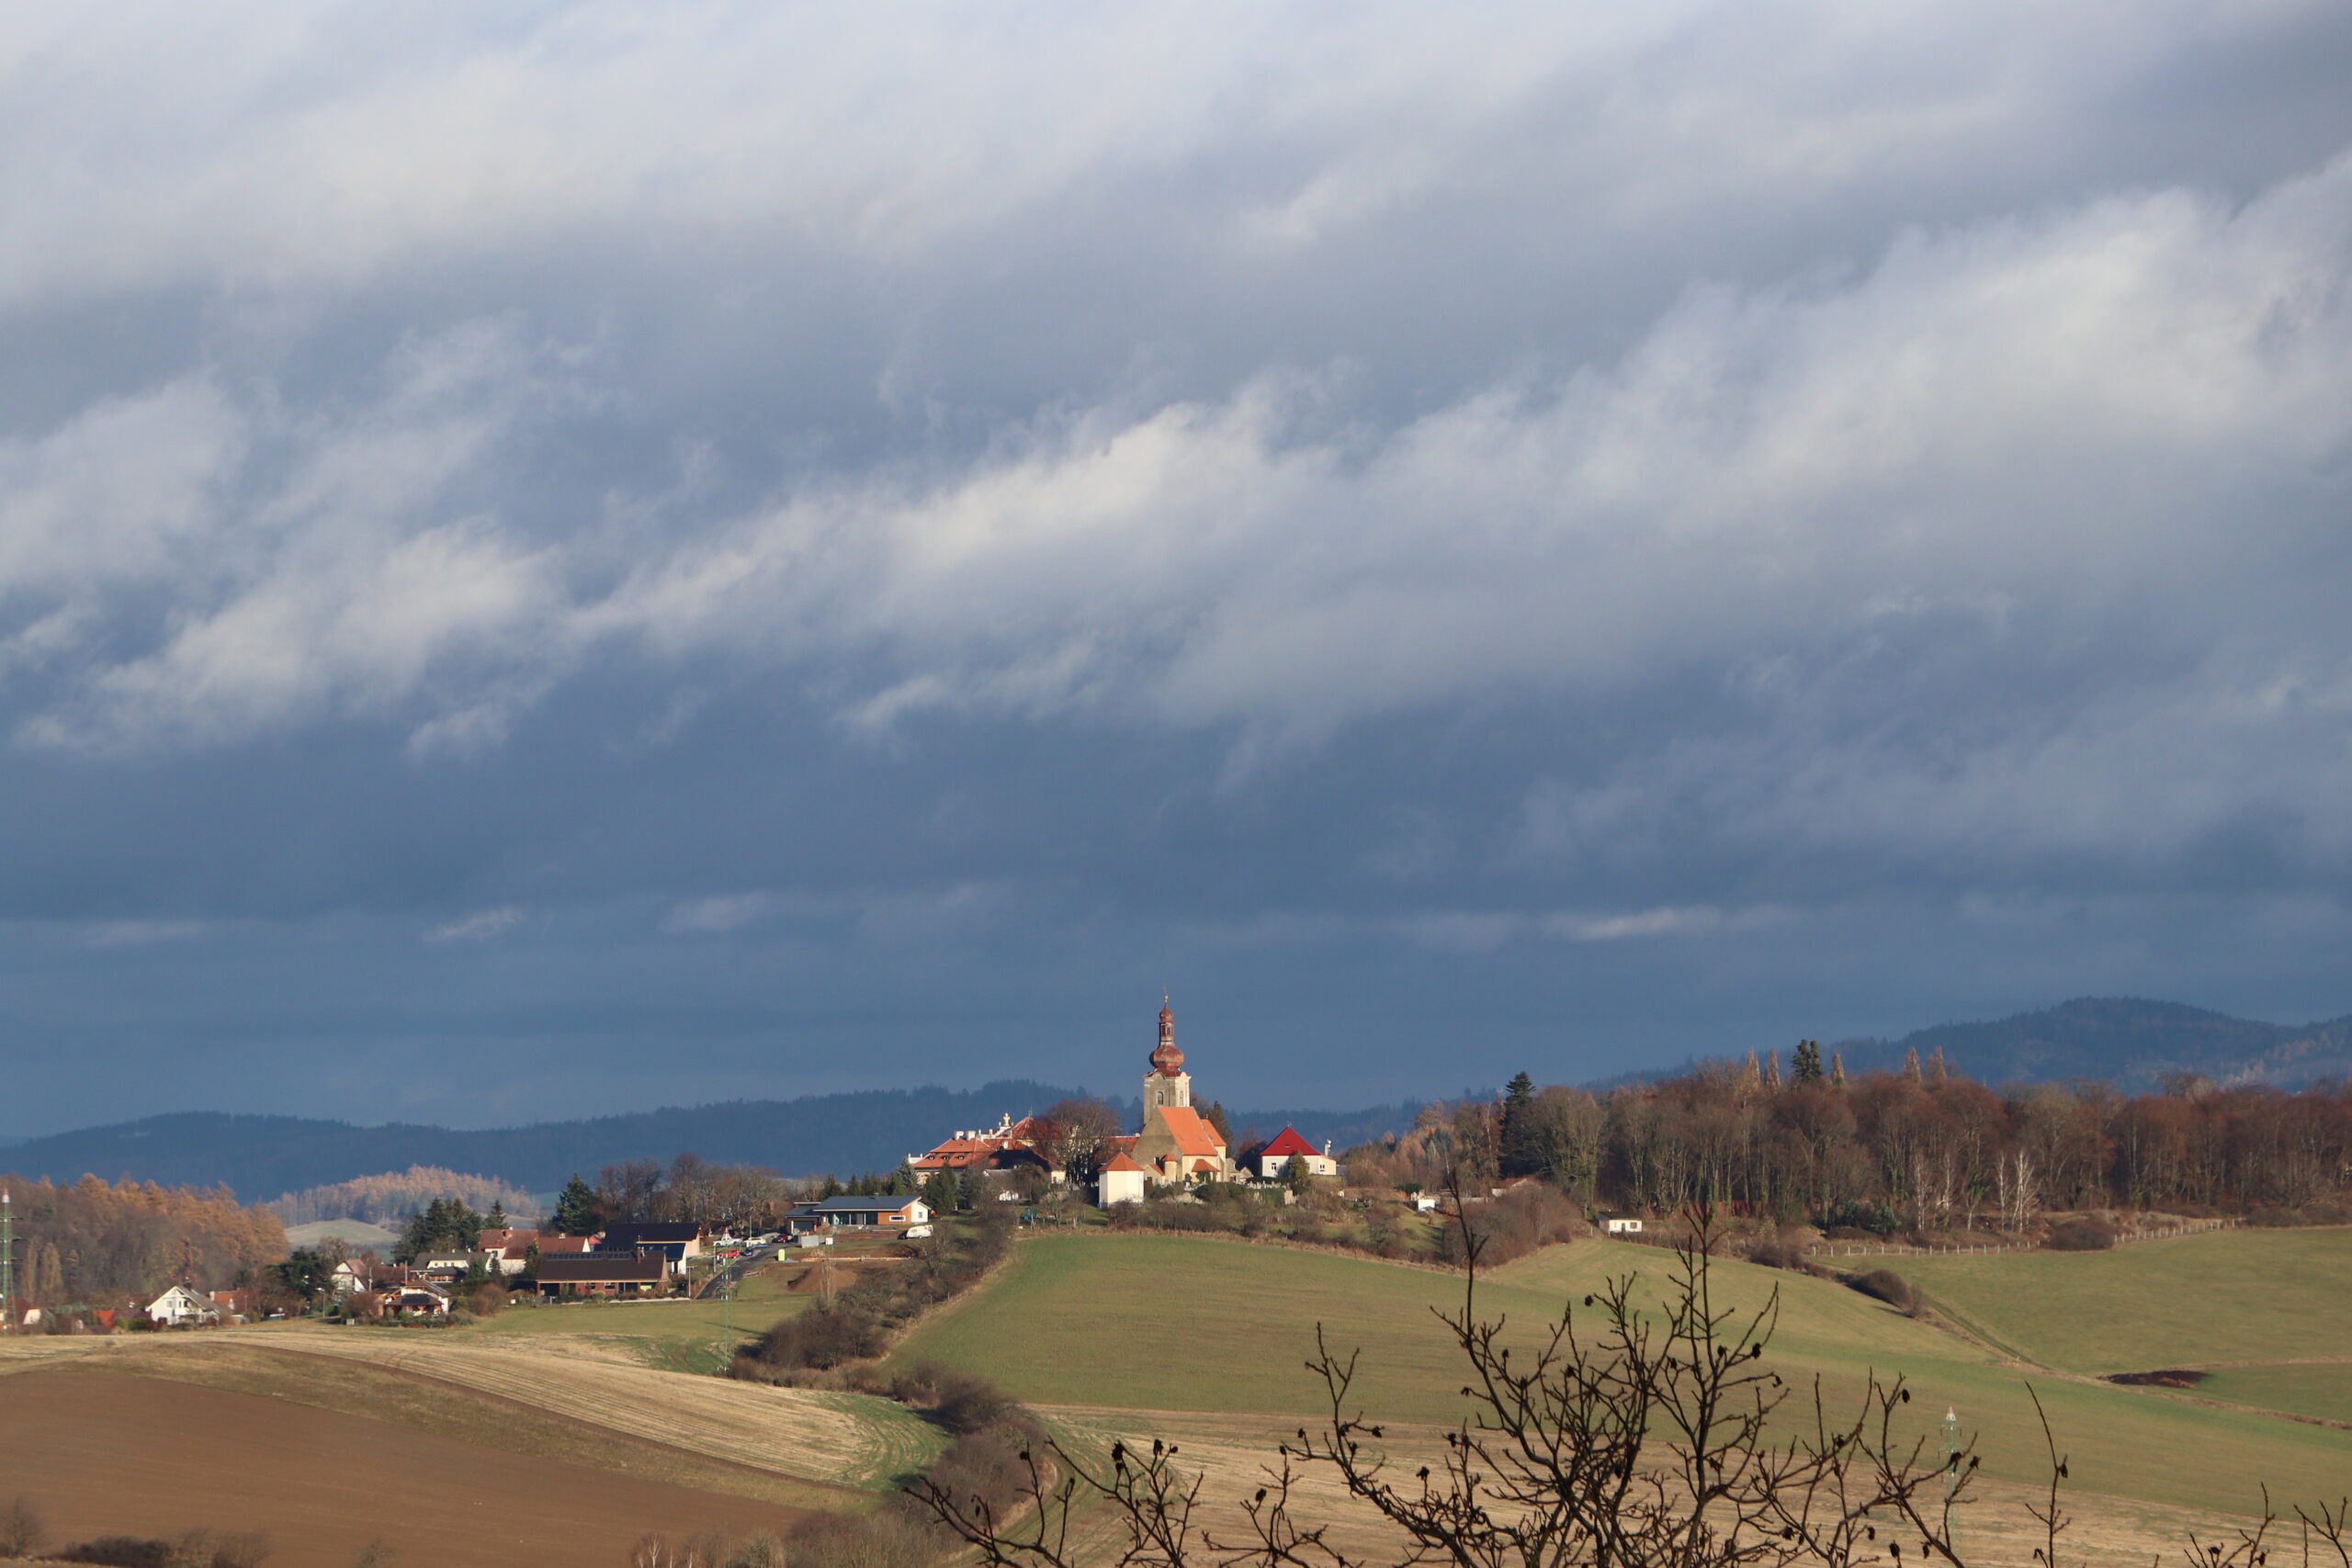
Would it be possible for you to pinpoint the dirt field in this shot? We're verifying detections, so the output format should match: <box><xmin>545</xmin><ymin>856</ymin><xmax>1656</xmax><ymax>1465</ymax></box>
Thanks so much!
<box><xmin>0</xmin><ymin>1364</ymin><xmax>807</xmax><ymax>1567</ymax></box>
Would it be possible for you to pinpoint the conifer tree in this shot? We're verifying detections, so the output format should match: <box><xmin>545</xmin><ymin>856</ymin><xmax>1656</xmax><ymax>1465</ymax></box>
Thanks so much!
<box><xmin>1497</xmin><ymin>1072</ymin><xmax>1544</xmax><ymax>1178</ymax></box>
<box><xmin>551</xmin><ymin>1173</ymin><xmax>601</xmax><ymax>1235</ymax></box>
<box><xmin>1792</xmin><ymin>1040</ymin><xmax>1825</xmax><ymax>1083</ymax></box>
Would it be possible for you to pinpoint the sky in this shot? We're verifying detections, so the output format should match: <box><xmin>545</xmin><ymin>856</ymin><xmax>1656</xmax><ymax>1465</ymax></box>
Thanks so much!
<box><xmin>3</xmin><ymin>3</ymin><xmax>2350</xmax><ymax>1135</ymax></box>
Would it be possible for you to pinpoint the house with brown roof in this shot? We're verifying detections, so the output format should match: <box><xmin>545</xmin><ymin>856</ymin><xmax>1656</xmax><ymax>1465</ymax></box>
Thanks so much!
<box><xmin>536</xmin><ymin>1253</ymin><xmax>670</xmax><ymax>1298</ymax></box>
<box><xmin>478</xmin><ymin>1227</ymin><xmax>540</xmax><ymax>1276</ymax></box>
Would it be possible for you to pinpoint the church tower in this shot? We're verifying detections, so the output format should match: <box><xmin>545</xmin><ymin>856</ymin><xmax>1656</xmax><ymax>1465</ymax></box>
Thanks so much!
<box><xmin>1142</xmin><ymin>998</ymin><xmax>1192</xmax><ymax>1117</ymax></box>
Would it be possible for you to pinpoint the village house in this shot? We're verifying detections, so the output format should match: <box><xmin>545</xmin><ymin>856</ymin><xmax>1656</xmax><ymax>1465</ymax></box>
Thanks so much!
<box><xmin>380</xmin><ymin>1284</ymin><xmax>450</xmax><ymax>1316</ymax></box>
<box><xmin>784</xmin><ymin>1194</ymin><xmax>933</xmax><ymax>1235</ymax></box>
<box><xmin>594</xmin><ymin>1221</ymin><xmax>704</xmax><ymax>1263</ymax></box>
<box><xmin>417</xmin><ymin>1251</ymin><xmax>492</xmax><ymax>1283</ymax></box>
<box><xmin>1249</xmin><ymin>1126</ymin><xmax>1340</xmax><ymax>1180</ymax></box>
<box><xmin>534</xmin><ymin>1234</ymin><xmax>597</xmax><ymax>1257</ymax></box>
<box><xmin>909</xmin><ymin>1114</ymin><xmax>1059</xmax><ymax>1180</ymax></box>
<box><xmin>146</xmin><ymin>1284</ymin><xmax>221</xmax><ymax>1327</ymax></box>
<box><xmin>536</xmin><ymin>1253</ymin><xmax>668</xmax><ymax>1299</ymax></box>
<box><xmin>477</xmin><ymin>1226</ymin><xmax>540</xmax><ymax>1276</ymax></box>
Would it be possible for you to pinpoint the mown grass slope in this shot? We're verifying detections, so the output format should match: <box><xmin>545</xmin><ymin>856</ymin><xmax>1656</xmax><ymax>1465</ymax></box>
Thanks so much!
<box><xmin>895</xmin><ymin>1233</ymin><xmax>2352</xmax><ymax>1521</ymax></box>
<box><xmin>1891</xmin><ymin>1227</ymin><xmax>2352</xmax><ymax>1376</ymax></box>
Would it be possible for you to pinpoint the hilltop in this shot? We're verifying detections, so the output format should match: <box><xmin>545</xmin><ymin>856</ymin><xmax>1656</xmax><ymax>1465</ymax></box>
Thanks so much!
<box><xmin>1586</xmin><ymin>996</ymin><xmax>2352</xmax><ymax>1094</ymax></box>
<box><xmin>1834</xmin><ymin>997</ymin><xmax>2352</xmax><ymax>1089</ymax></box>
<box><xmin>0</xmin><ymin>1084</ymin><xmax>1422</xmax><ymax>1200</ymax></box>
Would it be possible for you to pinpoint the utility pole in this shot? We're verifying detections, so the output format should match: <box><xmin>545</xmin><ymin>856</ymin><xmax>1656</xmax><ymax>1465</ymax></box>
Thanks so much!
<box><xmin>1</xmin><ymin>1189</ymin><xmax>14</xmax><ymax>1335</ymax></box>
<box><xmin>1942</xmin><ymin>1405</ymin><xmax>1963</xmax><ymax>1558</ymax></box>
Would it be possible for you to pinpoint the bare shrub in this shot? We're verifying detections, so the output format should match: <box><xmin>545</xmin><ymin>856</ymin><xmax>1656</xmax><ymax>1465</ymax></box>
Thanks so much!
<box><xmin>0</xmin><ymin>1496</ymin><xmax>44</xmax><ymax>1559</ymax></box>
<box><xmin>1846</xmin><ymin>1268</ymin><xmax>1916</xmax><ymax>1311</ymax></box>
<box><xmin>57</xmin><ymin>1538</ymin><xmax>175</xmax><ymax>1567</ymax></box>
<box><xmin>2043</xmin><ymin>1216</ymin><xmax>2118</xmax><ymax>1250</ymax></box>
<box><xmin>786</xmin><ymin>1508</ymin><xmax>937</xmax><ymax>1568</ymax></box>
<box><xmin>1747</xmin><ymin>1229</ymin><xmax>1822</xmax><ymax>1274</ymax></box>
<box><xmin>892</xmin><ymin>1361</ymin><xmax>1021</xmax><ymax>1435</ymax></box>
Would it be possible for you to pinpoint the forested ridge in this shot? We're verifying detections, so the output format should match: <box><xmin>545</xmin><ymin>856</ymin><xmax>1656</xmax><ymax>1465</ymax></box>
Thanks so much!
<box><xmin>1348</xmin><ymin>1052</ymin><xmax>2352</xmax><ymax>1229</ymax></box>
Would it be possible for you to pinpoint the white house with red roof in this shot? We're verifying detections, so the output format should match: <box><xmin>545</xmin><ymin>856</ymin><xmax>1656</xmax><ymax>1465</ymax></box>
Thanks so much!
<box><xmin>1252</xmin><ymin>1126</ymin><xmax>1339</xmax><ymax>1179</ymax></box>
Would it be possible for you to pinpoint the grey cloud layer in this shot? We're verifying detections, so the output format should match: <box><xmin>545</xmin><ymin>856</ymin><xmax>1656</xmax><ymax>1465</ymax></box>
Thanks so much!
<box><xmin>0</xmin><ymin>3</ymin><xmax>2346</xmax><ymax>1125</ymax></box>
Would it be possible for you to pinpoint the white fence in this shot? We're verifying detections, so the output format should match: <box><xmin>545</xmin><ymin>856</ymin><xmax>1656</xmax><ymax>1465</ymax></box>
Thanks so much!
<box><xmin>1805</xmin><ymin>1216</ymin><xmax>2239</xmax><ymax>1259</ymax></box>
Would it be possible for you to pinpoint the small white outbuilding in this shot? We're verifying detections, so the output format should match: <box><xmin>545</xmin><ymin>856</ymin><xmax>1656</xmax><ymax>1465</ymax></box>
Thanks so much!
<box><xmin>1095</xmin><ymin>1152</ymin><xmax>1149</xmax><ymax>1207</ymax></box>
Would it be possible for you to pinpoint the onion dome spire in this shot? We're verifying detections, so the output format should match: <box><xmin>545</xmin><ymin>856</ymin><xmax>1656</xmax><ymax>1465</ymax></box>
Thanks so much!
<box><xmin>1150</xmin><ymin>993</ymin><xmax>1184</xmax><ymax>1077</ymax></box>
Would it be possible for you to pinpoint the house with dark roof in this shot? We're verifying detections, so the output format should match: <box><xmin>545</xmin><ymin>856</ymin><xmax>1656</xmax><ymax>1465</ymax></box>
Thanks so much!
<box><xmin>594</xmin><ymin>1221</ymin><xmax>705</xmax><ymax>1263</ymax></box>
<box><xmin>784</xmin><ymin>1195</ymin><xmax>933</xmax><ymax>1234</ymax></box>
<box><xmin>536</xmin><ymin>1253</ymin><xmax>670</xmax><ymax>1298</ymax></box>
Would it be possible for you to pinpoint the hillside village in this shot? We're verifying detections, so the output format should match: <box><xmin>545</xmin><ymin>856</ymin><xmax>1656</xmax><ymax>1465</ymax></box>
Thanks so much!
<box><xmin>9</xmin><ymin>997</ymin><xmax>2352</xmax><ymax>1334</ymax></box>
<box><xmin>20</xmin><ymin>1000</ymin><xmax>1346</xmax><ymax>1327</ymax></box>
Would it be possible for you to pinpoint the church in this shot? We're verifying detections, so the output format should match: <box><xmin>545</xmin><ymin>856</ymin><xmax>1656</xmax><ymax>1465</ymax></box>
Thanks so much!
<box><xmin>1094</xmin><ymin>1000</ymin><xmax>1237</xmax><ymax>1202</ymax></box>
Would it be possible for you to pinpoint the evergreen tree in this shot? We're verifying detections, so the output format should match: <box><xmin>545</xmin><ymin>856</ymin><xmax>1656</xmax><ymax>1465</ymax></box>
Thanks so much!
<box><xmin>1204</xmin><ymin>1100</ymin><xmax>1233</xmax><ymax>1145</ymax></box>
<box><xmin>819</xmin><ymin>1175</ymin><xmax>844</xmax><ymax>1200</ymax></box>
<box><xmin>551</xmin><ymin>1173</ymin><xmax>601</xmax><ymax>1236</ymax></box>
<box><xmin>1792</xmin><ymin>1040</ymin><xmax>1825</xmax><ymax>1083</ymax></box>
<box><xmin>921</xmin><ymin>1168</ymin><xmax>959</xmax><ymax>1215</ymax></box>
<box><xmin>1497</xmin><ymin>1072</ymin><xmax>1544</xmax><ymax>1178</ymax></box>
<box><xmin>485</xmin><ymin>1201</ymin><xmax>508</xmax><ymax>1231</ymax></box>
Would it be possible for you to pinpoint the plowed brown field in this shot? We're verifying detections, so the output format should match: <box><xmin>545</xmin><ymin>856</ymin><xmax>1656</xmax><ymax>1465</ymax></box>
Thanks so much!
<box><xmin>0</xmin><ymin>1365</ymin><xmax>807</xmax><ymax>1567</ymax></box>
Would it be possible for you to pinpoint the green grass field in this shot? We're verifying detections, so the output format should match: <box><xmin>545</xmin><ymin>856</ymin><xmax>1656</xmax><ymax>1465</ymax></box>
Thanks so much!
<box><xmin>892</xmin><ymin>1232</ymin><xmax>2352</xmax><ymax>1521</ymax></box>
<box><xmin>454</xmin><ymin>1259</ymin><xmax>815</xmax><ymax>1371</ymax></box>
<box><xmin>1889</xmin><ymin>1227</ymin><xmax>2352</xmax><ymax>1375</ymax></box>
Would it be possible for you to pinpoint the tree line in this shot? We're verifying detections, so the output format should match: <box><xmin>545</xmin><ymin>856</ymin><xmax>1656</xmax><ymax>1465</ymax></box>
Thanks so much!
<box><xmin>3</xmin><ymin>1173</ymin><xmax>287</xmax><ymax>1307</ymax></box>
<box><xmin>1340</xmin><ymin>1054</ymin><xmax>2352</xmax><ymax>1231</ymax></box>
<box><xmin>263</xmin><ymin>1164</ymin><xmax>537</xmax><ymax>1226</ymax></box>
<box><xmin>544</xmin><ymin>1153</ymin><xmax>811</xmax><ymax>1237</ymax></box>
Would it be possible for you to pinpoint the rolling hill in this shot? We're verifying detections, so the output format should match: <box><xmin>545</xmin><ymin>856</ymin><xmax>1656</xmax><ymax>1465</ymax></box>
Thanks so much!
<box><xmin>0</xmin><ymin>1086</ymin><xmax>1425</xmax><ymax>1201</ymax></box>
<box><xmin>891</xmin><ymin>1229</ymin><xmax>2352</xmax><ymax>1531</ymax></box>
<box><xmin>1832</xmin><ymin>997</ymin><xmax>2352</xmax><ymax>1090</ymax></box>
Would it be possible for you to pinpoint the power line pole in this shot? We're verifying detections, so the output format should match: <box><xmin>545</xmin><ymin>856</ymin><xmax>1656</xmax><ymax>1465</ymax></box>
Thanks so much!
<box><xmin>1</xmin><ymin>1189</ymin><xmax>14</xmax><ymax>1335</ymax></box>
<box><xmin>1942</xmin><ymin>1404</ymin><xmax>1963</xmax><ymax>1559</ymax></box>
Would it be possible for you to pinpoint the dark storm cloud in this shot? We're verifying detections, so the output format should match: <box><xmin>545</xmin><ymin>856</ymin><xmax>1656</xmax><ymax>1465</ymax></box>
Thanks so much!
<box><xmin>2</xmin><ymin>3</ymin><xmax>2349</xmax><ymax>1132</ymax></box>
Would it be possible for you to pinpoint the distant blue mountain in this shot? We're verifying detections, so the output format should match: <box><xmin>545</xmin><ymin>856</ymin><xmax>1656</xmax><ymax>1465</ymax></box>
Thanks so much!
<box><xmin>0</xmin><ymin>1082</ymin><xmax>1427</xmax><ymax>1202</ymax></box>
<box><xmin>1583</xmin><ymin>998</ymin><xmax>2352</xmax><ymax>1095</ymax></box>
